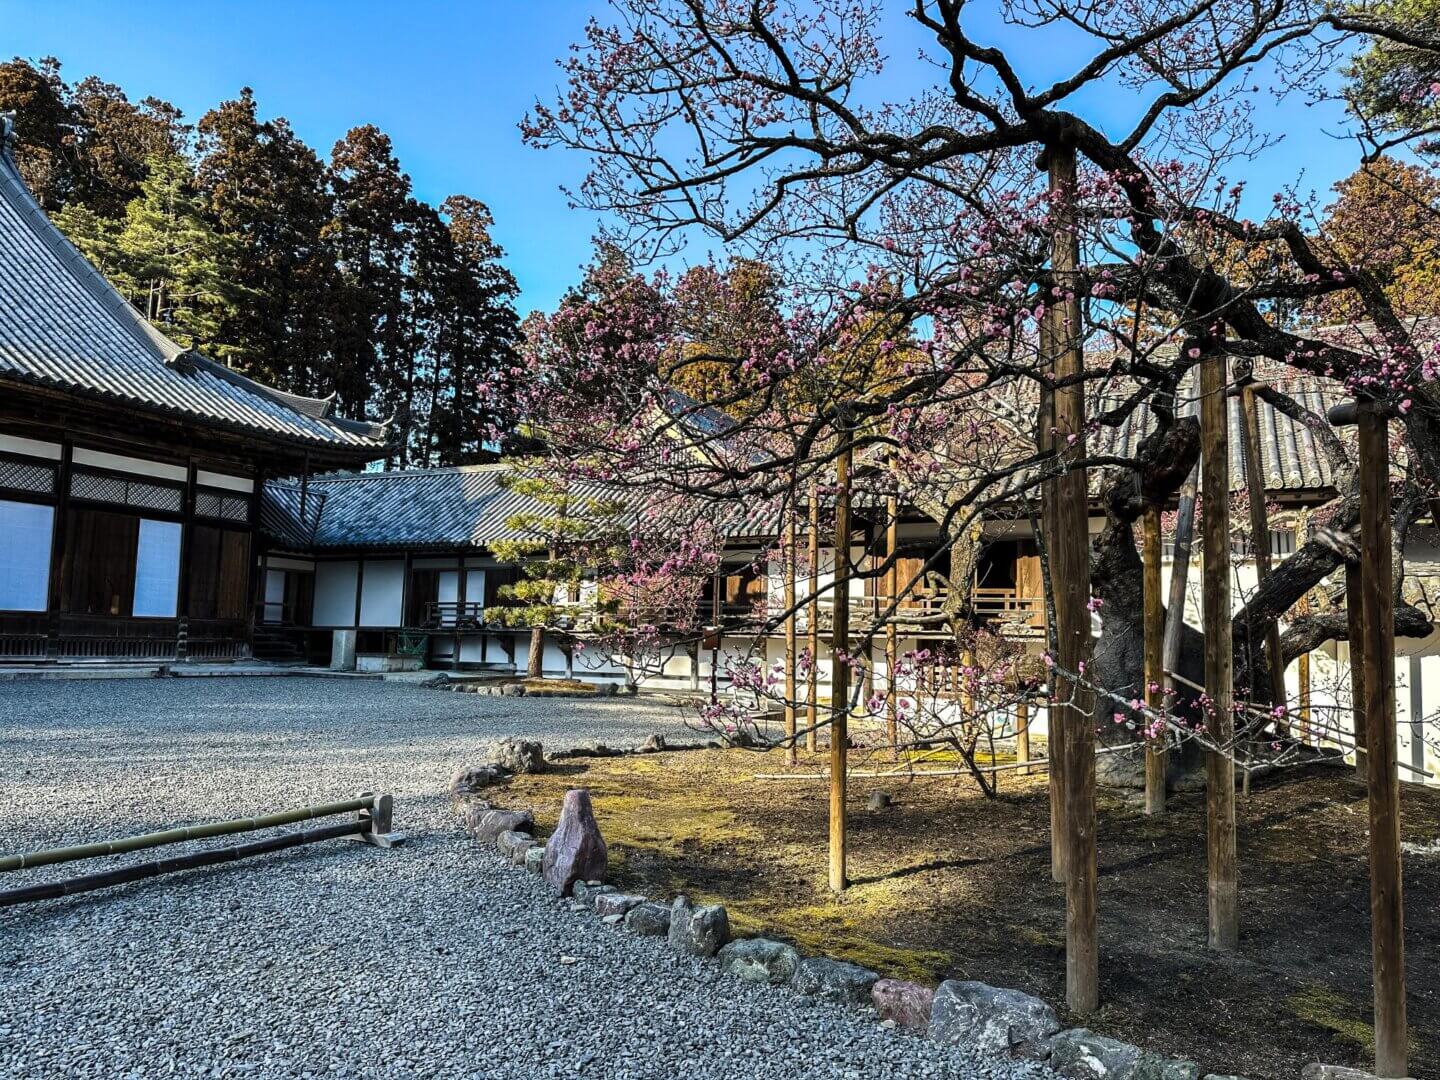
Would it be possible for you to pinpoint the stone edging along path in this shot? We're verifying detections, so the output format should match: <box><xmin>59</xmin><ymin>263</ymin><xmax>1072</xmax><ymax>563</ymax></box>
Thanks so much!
<box><xmin>449</xmin><ymin>740</ymin><xmax>1370</xmax><ymax>1080</ymax></box>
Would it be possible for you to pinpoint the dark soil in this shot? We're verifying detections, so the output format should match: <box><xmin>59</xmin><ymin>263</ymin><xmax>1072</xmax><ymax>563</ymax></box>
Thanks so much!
<box><xmin>504</xmin><ymin>745</ymin><xmax>1440</xmax><ymax>1080</ymax></box>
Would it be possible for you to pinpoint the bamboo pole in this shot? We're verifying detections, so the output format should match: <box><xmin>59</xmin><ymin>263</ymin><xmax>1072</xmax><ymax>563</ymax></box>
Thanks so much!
<box><xmin>1047</xmin><ymin>140</ymin><xmax>1098</xmax><ymax>1014</ymax></box>
<box><xmin>0</xmin><ymin>820</ymin><xmax>365</xmax><ymax>908</ymax></box>
<box><xmin>1143</xmin><ymin>505</ymin><xmax>1167</xmax><ymax>815</ymax></box>
<box><xmin>1356</xmin><ymin>403</ymin><xmax>1407</xmax><ymax>1078</ymax></box>
<box><xmin>808</xmin><ymin>484</ymin><xmax>821</xmax><ymax>755</ymax></box>
<box><xmin>1240</xmin><ymin>384</ymin><xmax>1288</xmax><ymax>723</ymax></box>
<box><xmin>1200</xmin><ymin>353</ymin><xmax>1239</xmax><ymax>952</ymax></box>
<box><xmin>0</xmin><ymin>796</ymin><xmax>376</xmax><ymax>874</ymax></box>
<box><xmin>830</xmin><ymin>435</ymin><xmax>853</xmax><ymax>894</ymax></box>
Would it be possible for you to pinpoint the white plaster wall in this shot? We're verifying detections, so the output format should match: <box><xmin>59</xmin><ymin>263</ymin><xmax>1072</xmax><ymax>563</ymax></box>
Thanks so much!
<box><xmin>359</xmin><ymin>560</ymin><xmax>405</xmax><ymax>627</ymax></box>
<box><xmin>313</xmin><ymin>561</ymin><xmax>359</xmax><ymax>627</ymax></box>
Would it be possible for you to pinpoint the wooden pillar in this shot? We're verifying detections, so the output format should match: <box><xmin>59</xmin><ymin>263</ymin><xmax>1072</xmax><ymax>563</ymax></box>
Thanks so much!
<box><xmin>784</xmin><ymin>511</ymin><xmax>799</xmax><ymax>767</ymax></box>
<box><xmin>885</xmin><ymin>490</ymin><xmax>899</xmax><ymax>756</ymax></box>
<box><xmin>807</xmin><ymin>486</ymin><xmax>821</xmax><ymax>755</ymax></box>
<box><xmin>1143</xmin><ymin>505</ymin><xmax>1167</xmax><ymax>815</ymax></box>
<box><xmin>1240</xmin><ymin>384</ymin><xmax>1288</xmax><ymax>722</ymax></box>
<box><xmin>1016</xmin><ymin>697</ymin><xmax>1032</xmax><ymax>775</ymax></box>
<box><xmin>1047</xmin><ymin>141</ymin><xmax>1097</xmax><ymax>1013</ymax></box>
<box><xmin>1200</xmin><ymin>354</ymin><xmax>1239</xmax><ymax>952</ymax></box>
<box><xmin>1298</xmin><ymin>650</ymin><xmax>1312</xmax><ymax>743</ymax></box>
<box><xmin>1039</xmin><ymin>297</ymin><xmax>1068</xmax><ymax>885</ymax></box>
<box><xmin>1357</xmin><ymin>403</ymin><xmax>1407</xmax><ymax>1078</ymax></box>
<box><xmin>1347</xmin><ymin>560</ymin><xmax>1369</xmax><ymax>780</ymax></box>
<box><xmin>830</xmin><ymin>437</ymin><xmax>853</xmax><ymax>894</ymax></box>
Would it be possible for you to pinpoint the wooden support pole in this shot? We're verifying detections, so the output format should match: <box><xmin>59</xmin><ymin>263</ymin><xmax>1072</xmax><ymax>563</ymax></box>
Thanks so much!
<box><xmin>808</xmin><ymin>486</ymin><xmax>821</xmax><ymax>755</ymax></box>
<box><xmin>1347</xmin><ymin>559</ymin><xmax>1370</xmax><ymax>781</ymax></box>
<box><xmin>1016</xmin><ymin>697</ymin><xmax>1032</xmax><ymax>775</ymax></box>
<box><xmin>1298</xmin><ymin>650</ymin><xmax>1312</xmax><ymax>743</ymax></box>
<box><xmin>1200</xmin><ymin>353</ymin><xmax>1239</xmax><ymax>952</ymax></box>
<box><xmin>886</xmin><ymin>489</ymin><xmax>900</xmax><ymax>756</ymax></box>
<box><xmin>1047</xmin><ymin>141</ymin><xmax>1098</xmax><ymax>1014</ymax></box>
<box><xmin>1039</xmin><ymin>291</ymin><xmax>1068</xmax><ymax>886</ymax></box>
<box><xmin>1240</xmin><ymin>385</ymin><xmax>1288</xmax><ymax>722</ymax></box>
<box><xmin>785</xmin><ymin>511</ymin><xmax>799</xmax><ymax>767</ymax></box>
<box><xmin>1143</xmin><ymin>505</ymin><xmax>1167</xmax><ymax>815</ymax></box>
<box><xmin>1356</xmin><ymin>403</ymin><xmax>1407</xmax><ymax>1078</ymax></box>
<box><xmin>830</xmin><ymin>436</ymin><xmax>853</xmax><ymax>894</ymax></box>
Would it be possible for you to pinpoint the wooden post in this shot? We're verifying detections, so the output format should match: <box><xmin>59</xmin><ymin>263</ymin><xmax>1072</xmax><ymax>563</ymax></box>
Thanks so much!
<box><xmin>1348</xmin><ymin>560</ymin><xmax>1369</xmax><ymax>781</ymax></box>
<box><xmin>1143</xmin><ymin>505</ymin><xmax>1167</xmax><ymax>815</ymax></box>
<box><xmin>1039</xmin><ymin>295</ymin><xmax>1068</xmax><ymax>886</ymax></box>
<box><xmin>1047</xmin><ymin>141</ymin><xmax>1098</xmax><ymax>1013</ymax></box>
<box><xmin>886</xmin><ymin>489</ymin><xmax>900</xmax><ymax>756</ymax></box>
<box><xmin>830</xmin><ymin>436</ymin><xmax>853</xmax><ymax>894</ymax></box>
<box><xmin>1200</xmin><ymin>353</ymin><xmax>1239</xmax><ymax>952</ymax></box>
<box><xmin>807</xmin><ymin>486</ymin><xmax>821</xmax><ymax>755</ymax></box>
<box><xmin>784</xmin><ymin>511</ymin><xmax>799</xmax><ymax>768</ymax></box>
<box><xmin>1298</xmin><ymin>650</ymin><xmax>1312</xmax><ymax>743</ymax></box>
<box><xmin>1240</xmin><ymin>385</ymin><xmax>1289</xmax><ymax>723</ymax></box>
<box><xmin>1356</xmin><ymin>403</ymin><xmax>1407</xmax><ymax>1078</ymax></box>
<box><xmin>1016</xmin><ymin>697</ymin><xmax>1032</xmax><ymax>775</ymax></box>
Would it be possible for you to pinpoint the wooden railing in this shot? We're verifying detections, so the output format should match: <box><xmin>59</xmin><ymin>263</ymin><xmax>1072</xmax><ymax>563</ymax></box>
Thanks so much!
<box><xmin>972</xmin><ymin>587</ymin><xmax>1046</xmax><ymax>635</ymax></box>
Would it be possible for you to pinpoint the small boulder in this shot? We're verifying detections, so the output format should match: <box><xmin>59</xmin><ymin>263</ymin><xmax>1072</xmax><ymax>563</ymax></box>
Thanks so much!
<box><xmin>449</xmin><ymin>765</ymin><xmax>507</xmax><ymax>796</ymax></box>
<box><xmin>495</xmin><ymin>829</ymin><xmax>533</xmax><ymax>859</ymax></box>
<box><xmin>1302</xmin><ymin>1068</ymin><xmax>1409</xmax><ymax>1080</ymax></box>
<box><xmin>717</xmin><ymin>938</ymin><xmax>801</xmax><ymax>985</ymax></box>
<box><xmin>1048</xmin><ymin>1029</ymin><xmax>1142</xmax><ymax>1080</ymax></box>
<box><xmin>790</xmin><ymin>957</ymin><xmax>880</xmax><ymax>1007</ymax></box>
<box><xmin>523</xmin><ymin>845</ymin><xmax>546</xmax><ymax>875</ymax></box>
<box><xmin>1133</xmin><ymin>1055</ymin><xmax>1201</xmax><ymax>1080</ymax></box>
<box><xmin>470</xmin><ymin>809</ymin><xmax>534</xmax><ymax>843</ymax></box>
<box><xmin>496</xmin><ymin>737</ymin><xmax>545</xmax><ymax>774</ymax></box>
<box><xmin>594</xmin><ymin>893</ymin><xmax>647</xmax><ymax>919</ymax></box>
<box><xmin>573</xmin><ymin>881</ymin><xmax>617</xmax><ymax>908</ymax></box>
<box><xmin>624</xmin><ymin>901</ymin><xmax>672</xmax><ymax>936</ymax></box>
<box><xmin>500</xmin><ymin>682</ymin><xmax>526</xmax><ymax>697</ymax></box>
<box><xmin>667</xmin><ymin>894</ymin><xmax>730</xmax><ymax>957</ymax></box>
<box><xmin>640</xmin><ymin>733</ymin><xmax>668</xmax><ymax>753</ymax></box>
<box><xmin>867</xmin><ymin>791</ymin><xmax>893</xmax><ymax>811</ymax></box>
<box><xmin>598</xmin><ymin>682</ymin><xmax>619</xmax><ymax>696</ymax></box>
<box><xmin>542</xmin><ymin>788</ymin><xmax>607</xmax><ymax>896</ymax></box>
<box><xmin>928</xmin><ymin>980</ymin><xmax>1060</xmax><ymax>1054</ymax></box>
<box><xmin>872</xmin><ymin>978</ymin><xmax>935</xmax><ymax>1033</ymax></box>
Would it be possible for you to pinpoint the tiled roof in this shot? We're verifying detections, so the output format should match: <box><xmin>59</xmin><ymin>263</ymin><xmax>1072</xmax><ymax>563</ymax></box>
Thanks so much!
<box><xmin>262</xmin><ymin>462</ymin><xmax>786</xmax><ymax>553</ymax></box>
<box><xmin>1091</xmin><ymin>373</ymin><xmax>1343</xmax><ymax>495</ymax></box>
<box><xmin>0</xmin><ymin>117</ymin><xmax>386</xmax><ymax>457</ymax></box>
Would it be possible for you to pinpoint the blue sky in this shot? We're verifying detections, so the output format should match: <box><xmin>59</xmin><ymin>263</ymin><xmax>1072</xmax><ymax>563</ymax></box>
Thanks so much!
<box><xmin>3</xmin><ymin>1</ymin><xmax>1369</xmax><ymax>316</ymax></box>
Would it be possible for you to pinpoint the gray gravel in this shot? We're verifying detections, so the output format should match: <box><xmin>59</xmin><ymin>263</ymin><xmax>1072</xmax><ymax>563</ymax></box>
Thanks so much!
<box><xmin>0</xmin><ymin>677</ymin><xmax>1052</xmax><ymax>1080</ymax></box>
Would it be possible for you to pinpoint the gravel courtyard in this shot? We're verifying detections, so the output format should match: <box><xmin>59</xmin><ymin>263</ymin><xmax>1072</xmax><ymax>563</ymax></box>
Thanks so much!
<box><xmin>0</xmin><ymin>677</ymin><xmax>1050</xmax><ymax>1080</ymax></box>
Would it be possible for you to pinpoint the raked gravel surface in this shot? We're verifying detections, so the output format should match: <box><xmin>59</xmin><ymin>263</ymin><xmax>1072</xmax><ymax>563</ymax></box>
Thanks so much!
<box><xmin>0</xmin><ymin>677</ymin><xmax>1054</xmax><ymax>1080</ymax></box>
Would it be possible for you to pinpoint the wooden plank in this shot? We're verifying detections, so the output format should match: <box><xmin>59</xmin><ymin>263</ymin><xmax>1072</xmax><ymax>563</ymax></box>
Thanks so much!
<box><xmin>1356</xmin><ymin>404</ymin><xmax>1407</xmax><ymax>1078</ymax></box>
<box><xmin>1200</xmin><ymin>353</ymin><xmax>1238</xmax><ymax>951</ymax></box>
<box><xmin>785</xmin><ymin>510</ymin><xmax>799</xmax><ymax>767</ymax></box>
<box><xmin>830</xmin><ymin>439</ymin><xmax>853</xmax><ymax>894</ymax></box>
<box><xmin>1047</xmin><ymin>142</ymin><xmax>1097</xmax><ymax>1013</ymax></box>
<box><xmin>1240</xmin><ymin>385</ymin><xmax>1288</xmax><ymax>723</ymax></box>
<box><xmin>1143</xmin><ymin>505</ymin><xmax>1166</xmax><ymax>815</ymax></box>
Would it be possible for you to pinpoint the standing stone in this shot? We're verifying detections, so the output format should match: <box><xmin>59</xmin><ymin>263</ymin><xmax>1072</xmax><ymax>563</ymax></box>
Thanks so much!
<box><xmin>623</xmin><ymin>901</ymin><xmax>672</xmax><ymax>936</ymax></box>
<box><xmin>790</xmin><ymin>957</ymin><xmax>880</xmax><ymax>1007</ymax></box>
<box><xmin>872</xmin><ymin>978</ymin><xmax>935</xmax><ymax>1033</ymax></box>
<box><xmin>542</xmin><ymin>788</ymin><xmax>607</xmax><ymax>896</ymax></box>
<box><xmin>667</xmin><ymin>894</ymin><xmax>730</xmax><ymax>957</ymax></box>
<box><xmin>928</xmin><ymin>980</ymin><xmax>1060</xmax><ymax>1054</ymax></box>
<box><xmin>496</xmin><ymin>737</ymin><xmax>545</xmax><ymax>774</ymax></box>
<box><xmin>717</xmin><ymin>938</ymin><xmax>801</xmax><ymax>985</ymax></box>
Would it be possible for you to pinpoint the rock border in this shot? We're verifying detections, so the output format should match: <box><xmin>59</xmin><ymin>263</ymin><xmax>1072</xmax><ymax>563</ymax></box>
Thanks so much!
<box><xmin>448</xmin><ymin>765</ymin><xmax>1283</xmax><ymax>1080</ymax></box>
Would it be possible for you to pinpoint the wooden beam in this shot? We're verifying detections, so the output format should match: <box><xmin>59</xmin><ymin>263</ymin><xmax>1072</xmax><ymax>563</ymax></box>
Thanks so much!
<box><xmin>1240</xmin><ymin>385</ymin><xmax>1288</xmax><ymax>723</ymax></box>
<box><xmin>1357</xmin><ymin>403</ymin><xmax>1407</xmax><ymax>1078</ymax></box>
<box><xmin>784</xmin><ymin>511</ymin><xmax>799</xmax><ymax>768</ymax></box>
<box><xmin>1200</xmin><ymin>354</ymin><xmax>1239</xmax><ymax>952</ymax></box>
<box><xmin>1047</xmin><ymin>141</ymin><xmax>1097</xmax><ymax>1014</ymax></box>
<box><xmin>830</xmin><ymin>438</ymin><xmax>853</xmax><ymax>894</ymax></box>
<box><xmin>1143</xmin><ymin>505</ymin><xmax>1167</xmax><ymax>815</ymax></box>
